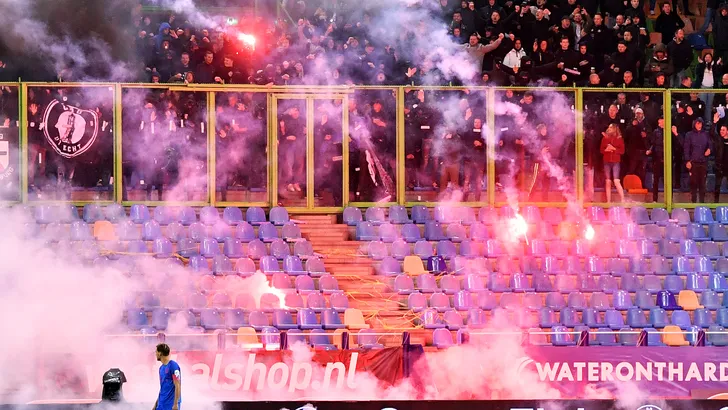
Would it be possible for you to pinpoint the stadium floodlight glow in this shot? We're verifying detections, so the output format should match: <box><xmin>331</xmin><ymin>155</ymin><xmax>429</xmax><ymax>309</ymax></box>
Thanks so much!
<box><xmin>237</xmin><ymin>33</ymin><xmax>256</xmax><ymax>48</ymax></box>
<box><xmin>585</xmin><ymin>224</ymin><xmax>595</xmax><ymax>241</ymax></box>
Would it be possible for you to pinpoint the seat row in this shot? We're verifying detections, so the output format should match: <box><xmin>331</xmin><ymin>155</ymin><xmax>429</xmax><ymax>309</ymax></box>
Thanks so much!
<box><xmin>126</xmin><ymin>289</ymin><xmax>348</xmax><ymax>313</ymax></box>
<box><xmin>405</xmin><ymin>289</ymin><xmax>706</xmax><ymax>313</ymax></box>
<box><xmin>127</xmin><ymin>306</ymin><xmax>368</xmax><ymax>332</ymax></box>
<box><xmin>344</xmin><ymin>205</ymin><xmax>728</xmax><ymax>227</ymax></box>
<box><xmin>394</xmin><ymin>270</ymin><xmax>728</xmax><ymax>295</ymax></box>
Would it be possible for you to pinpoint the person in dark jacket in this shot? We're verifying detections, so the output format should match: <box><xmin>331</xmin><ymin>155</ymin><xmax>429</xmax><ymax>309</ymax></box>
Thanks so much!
<box><xmin>667</xmin><ymin>29</ymin><xmax>694</xmax><ymax>87</ymax></box>
<box><xmin>647</xmin><ymin>116</ymin><xmax>667</xmax><ymax>202</ymax></box>
<box><xmin>644</xmin><ymin>43</ymin><xmax>674</xmax><ymax>85</ymax></box>
<box><xmin>655</xmin><ymin>4</ymin><xmax>685</xmax><ymax>47</ymax></box>
<box><xmin>684</xmin><ymin>117</ymin><xmax>712</xmax><ymax>203</ymax></box>
<box><xmin>714</xmin><ymin>5</ymin><xmax>728</xmax><ymax>64</ymax></box>
<box><xmin>712</xmin><ymin>111</ymin><xmax>728</xmax><ymax>201</ymax></box>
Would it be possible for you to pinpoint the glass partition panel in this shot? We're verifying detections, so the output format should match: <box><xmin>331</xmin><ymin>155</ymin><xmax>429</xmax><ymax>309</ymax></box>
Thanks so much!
<box><xmin>0</xmin><ymin>85</ymin><xmax>20</xmax><ymax>202</ymax></box>
<box><xmin>404</xmin><ymin>88</ymin><xmax>479</xmax><ymax>203</ymax></box>
<box><xmin>494</xmin><ymin>89</ymin><xmax>576</xmax><ymax>204</ymax></box>
<box><xmin>26</xmin><ymin>85</ymin><xmax>115</xmax><ymax>201</ymax></box>
<box><xmin>314</xmin><ymin>98</ymin><xmax>344</xmax><ymax>207</ymax></box>
<box><xmin>583</xmin><ymin>89</ymin><xmax>666</xmax><ymax>204</ymax></box>
<box><xmin>121</xmin><ymin>87</ymin><xmax>208</xmax><ymax>202</ymax></box>
<box><xmin>673</xmin><ymin>89</ymin><xmax>728</xmax><ymax>205</ymax></box>
<box><xmin>214</xmin><ymin>91</ymin><xmax>268</xmax><ymax>203</ymax></box>
<box><xmin>349</xmin><ymin>89</ymin><xmax>397</xmax><ymax>203</ymax></box>
<box><xmin>276</xmin><ymin>98</ymin><xmax>307</xmax><ymax>207</ymax></box>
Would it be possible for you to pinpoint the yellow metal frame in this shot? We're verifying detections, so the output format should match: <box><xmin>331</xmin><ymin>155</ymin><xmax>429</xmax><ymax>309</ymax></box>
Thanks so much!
<box><xmin>3</xmin><ymin>84</ymin><xmax>726</xmax><ymax>210</ymax></box>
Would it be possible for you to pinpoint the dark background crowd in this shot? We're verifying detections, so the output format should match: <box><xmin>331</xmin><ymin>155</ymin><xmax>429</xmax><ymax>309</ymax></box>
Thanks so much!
<box><xmin>2</xmin><ymin>0</ymin><xmax>728</xmax><ymax>203</ymax></box>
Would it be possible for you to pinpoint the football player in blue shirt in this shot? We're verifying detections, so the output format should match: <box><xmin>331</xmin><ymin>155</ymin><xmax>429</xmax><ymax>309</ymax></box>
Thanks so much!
<box><xmin>154</xmin><ymin>343</ymin><xmax>181</xmax><ymax>410</ymax></box>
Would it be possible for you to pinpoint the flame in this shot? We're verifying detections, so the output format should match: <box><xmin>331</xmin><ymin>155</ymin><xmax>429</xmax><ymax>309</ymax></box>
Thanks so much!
<box><xmin>585</xmin><ymin>225</ymin><xmax>595</xmax><ymax>241</ymax></box>
<box><xmin>237</xmin><ymin>33</ymin><xmax>256</xmax><ymax>48</ymax></box>
<box><xmin>508</xmin><ymin>214</ymin><xmax>528</xmax><ymax>241</ymax></box>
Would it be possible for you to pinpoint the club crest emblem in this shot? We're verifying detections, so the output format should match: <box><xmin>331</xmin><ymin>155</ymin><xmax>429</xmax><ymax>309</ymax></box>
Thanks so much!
<box><xmin>43</xmin><ymin>99</ymin><xmax>99</xmax><ymax>158</ymax></box>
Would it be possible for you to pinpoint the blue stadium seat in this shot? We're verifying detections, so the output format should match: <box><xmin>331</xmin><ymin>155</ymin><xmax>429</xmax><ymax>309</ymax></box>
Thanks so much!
<box><xmin>235</xmin><ymin>222</ymin><xmax>256</xmax><ymax>242</ymax></box>
<box><xmin>687</xmin><ymin>223</ymin><xmax>710</xmax><ymax>241</ymax></box>
<box><xmin>478</xmin><ymin>207</ymin><xmax>498</xmax><ymax>225</ymax></box>
<box><xmin>389</xmin><ymin>205</ymin><xmax>411</xmax><ymax>224</ymax></box>
<box><xmin>424</xmin><ymin>221</ymin><xmax>446</xmax><ymax>241</ymax></box>
<box><xmin>153</xmin><ymin>238</ymin><xmax>173</xmax><ymax>258</ymax></box>
<box><xmin>358</xmin><ymin>329</ymin><xmax>384</xmax><ymax>349</ymax></box>
<box><xmin>477</xmin><ymin>291</ymin><xmax>498</xmax><ymax>310</ymax></box>
<box><xmin>577</xmin><ymin>273</ymin><xmax>599</xmax><ymax>292</ymax></box>
<box><xmin>538</xmin><ymin>308</ymin><xmax>557</xmax><ymax>328</ymax></box>
<box><xmin>408</xmin><ymin>292</ymin><xmax>427</xmax><ymax>312</ymax></box>
<box><xmin>671</xmin><ymin>310</ymin><xmax>693</xmax><ymax>329</ymax></box>
<box><xmin>200</xmin><ymin>206</ymin><xmax>219</xmax><ymax>226</ymax></box>
<box><xmin>551</xmin><ymin>325</ymin><xmax>576</xmax><ymax>346</ymax></box>
<box><xmin>708</xmin><ymin>224</ymin><xmax>728</xmax><ymax>242</ymax></box>
<box><xmin>294</xmin><ymin>275</ymin><xmax>315</xmax><ymax>294</ymax></box>
<box><xmin>248</xmin><ymin>310</ymin><xmax>270</xmax><ymax>331</ymax></box>
<box><xmin>258</xmin><ymin>222</ymin><xmax>278</xmax><ymax>242</ymax></box>
<box><xmin>686</xmin><ymin>273</ymin><xmax>707</xmax><ymax>292</ymax></box>
<box><xmin>626</xmin><ymin>308</ymin><xmax>649</xmax><ymax>328</ymax></box>
<box><xmin>613</xmin><ymin>290</ymin><xmax>634</xmax><ymax>310</ymax></box>
<box><xmin>395</xmin><ymin>274</ymin><xmax>415</xmax><ymax>294</ymax></box>
<box><xmin>269</xmin><ymin>206</ymin><xmax>289</xmax><ymax>226</ymax></box>
<box><xmin>329</xmin><ymin>292</ymin><xmax>349</xmax><ymax>312</ymax></box>
<box><xmin>177</xmin><ymin>207</ymin><xmax>197</xmax><ymax>226</ymax></box>
<box><xmin>665</xmin><ymin>275</ymin><xmax>685</xmax><ymax>293</ymax></box>
<box><xmin>642</xmin><ymin>276</ymin><xmax>662</xmax><ymax>294</ymax></box>
<box><xmin>212</xmin><ymin>255</ymin><xmax>233</xmax><ymax>275</ymax></box>
<box><xmin>436</xmin><ymin>240</ymin><xmax>457</xmax><ymax>260</ymax></box>
<box><xmin>225</xmin><ymin>308</ymin><xmax>247</xmax><ymax>329</ymax></box>
<box><xmin>298</xmin><ymin>308</ymin><xmax>322</xmax><ymax>329</ymax></box>
<box><xmin>440</xmin><ymin>275</ymin><xmax>461</xmax><ymax>295</ymax></box>
<box><xmin>69</xmin><ymin>220</ymin><xmax>92</xmax><ymax>241</ymax></box>
<box><xmin>560</xmin><ymin>307</ymin><xmax>581</xmax><ymax>327</ymax></box>
<box><xmin>306</xmin><ymin>257</ymin><xmax>328</xmax><ymax>276</ymax></box>
<box><xmin>211</xmin><ymin>222</ymin><xmax>230</xmax><ymax>242</ymax></box>
<box><xmin>366</xmin><ymin>207</ymin><xmax>386</xmax><ymax>225</ymax></box>
<box><xmin>233</xmin><ymin>258</ymin><xmax>255</xmax><ymax>277</ymax></box>
<box><xmin>487</xmin><ymin>272</ymin><xmax>509</xmax><ymax>292</ymax></box>
<box><xmin>401</xmin><ymin>224</ymin><xmax>421</xmax><ymax>243</ymax></box>
<box><xmin>583</xmin><ymin>308</ymin><xmax>606</xmax><ymax>328</ymax></box>
<box><xmin>343</xmin><ymin>207</ymin><xmax>363</xmax><ymax>226</ymax></box>
<box><xmin>672</xmin><ymin>208</ymin><xmax>691</xmax><ymax>226</ymax></box>
<box><xmin>377</xmin><ymin>256</ymin><xmax>401</xmax><ymax>276</ymax></box>
<box><xmin>293</xmin><ymin>240</ymin><xmax>313</xmax><ymax>258</ymax></box>
<box><xmin>701</xmin><ymin>241</ymin><xmax>721</xmax><ymax>260</ymax></box>
<box><xmin>246</xmin><ymin>207</ymin><xmax>266</xmax><ymax>225</ymax></box>
<box><xmin>82</xmin><ymin>204</ymin><xmax>104</xmax><ymax>223</ymax></box>
<box><xmin>443</xmin><ymin>309</ymin><xmax>464</xmax><ymax>330</ymax></box>
<box><xmin>368</xmin><ymin>241</ymin><xmax>388</xmax><ymax>260</ymax></box>
<box><xmin>700</xmin><ymin>290</ymin><xmax>722</xmax><ymax>310</ymax></box>
<box><xmin>651</xmin><ymin>208</ymin><xmax>670</xmax><ymax>226</ymax></box>
<box><xmin>643</xmin><ymin>224</ymin><xmax>663</xmax><ymax>242</ymax></box>
<box><xmin>273</xmin><ymin>309</ymin><xmax>297</xmax><ymax>330</ymax></box>
<box><xmin>281</xmin><ymin>222</ymin><xmax>301</xmax><ymax>241</ymax></box>
<box><xmin>200</xmin><ymin>238</ymin><xmax>221</xmax><ymax>258</ymax></box>
<box><xmin>430</xmin><ymin>292</ymin><xmax>451</xmax><ymax>312</ymax></box>
<box><xmin>151</xmin><ymin>307</ymin><xmax>170</xmax><ymax>330</ymax></box>
<box><xmin>432</xmin><ymin>327</ymin><xmax>454</xmax><ymax>348</ymax></box>
<box><xmin>356</xmin><ymin>221</ymin><xmax>378</xmax><ymax>241</ymax></box>
<box><xmin>188</xmin><ymin>222</ymin><xmax>206</xmax><ymax>243</ymax></box>
<box><xmin>104</xmin><ymin>204</ymin><xmax>126</xmax><ymax>223</ymax></box>
<box><xmin>321</xmin><ymin>308</ymin><xmax>346</xmax><ymax>330</ymax></box>
<box><xmin>694</xmin><ymin>308</ymin><xmax>715</xmax><ymax>328</ymax></box>
<box><xmin>411</xmin><ymin>205</ymin><xmax>430</xmax><ymax>224</ymax></box>
<box><xmin>649</xmin><ymin>307</ymin><xmax>669</xmax><ymax>328</ymax></box>
<box><xmin>200</xmin><ymin>308</ymin><xmax>226</xmax><ymax>330</ymax></box>
<box><xmin>605</xmin><ymin>309</ymin><xmax>625</xmax><ymax>330</ymax></box>
<box><xmin>446</xmin><ymin>223</ymin><xmax>467</xmax><ymax>243</ymax></box>
<box><xmin>127</xmin><ymin>308</ymin><xmax>148</xmax><ymax>330</ymax></box>
<box><xmin>379</xmin><ymin>222</ymin><xmax>399</xmax><ymax>243</ymax></box>
<box><xmin>260</xmin><ymin>256</ymin><xmax>282</xmax><ymax>274</ymax></box>
<box><xmin>454</xmin><ymin>290</ymin><xmax>473</xmax><ymax>311</ymax></box>
<box><xmin>416</xmin><ymin>273</ymin><xmax>438</xmax><ymax>293</ymax></box>
<box><xmin>270</xmin><ymin>239</ymin><xmax>291</xmax><ymax>260</ymax></box>
<box><xmin>630</xmin><ymin>206</ymin><xmax>651</xmax><ymax>225</ymax></box>
<box><xmin>414</xmin><ymin>240</ymin><xmax>433</xmax><ymax>259</ymax></box>
<box><xmin>222</xmin><ymin>207</ymin><xmax>243</xmax><ymax>225</ymax></box>
<box><xmin>283</xmin><ymin>255</ymin><xmax>306</xmax><ymax>276</ymax></box>
<box><xmin>319</xmin><ymin>274</ymin><xmax>339</xmax><ymax>293</ymax></box>
<box><xmin>717</xmin><ymin>308</ymin><xmax>728</xmax><ymax>326</ymax></box>
<box><xmin>545</xmin><ymin>292</ymin><xmax>567</xmax><ymax>310</ymax></box>
<box><xmin>622</xmin><ymin>223</ymin><xmax>643</xmax><ymax>240</ymax></box>
<box><xmin>608</xmin><ymin>206</ymin><xmax>629</xmax><ymax>225</ymax></box>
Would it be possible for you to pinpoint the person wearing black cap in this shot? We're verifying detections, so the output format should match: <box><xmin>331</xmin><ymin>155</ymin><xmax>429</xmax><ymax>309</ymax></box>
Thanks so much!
<box><xmin>683</xmin><ymin>117</ymin><xmax>712</xmax><ymax>203</ymax></box>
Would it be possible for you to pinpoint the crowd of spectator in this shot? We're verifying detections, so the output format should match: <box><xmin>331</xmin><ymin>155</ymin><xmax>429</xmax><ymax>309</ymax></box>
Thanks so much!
<box><xmin>5</xmin><ymin>0</ymin><xmax>728</xmax><ymax>203</ymax></box>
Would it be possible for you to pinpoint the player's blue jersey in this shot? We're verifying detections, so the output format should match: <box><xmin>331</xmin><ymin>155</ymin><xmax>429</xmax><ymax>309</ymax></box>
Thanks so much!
<box><xmin>157</xmin><ymin>360</ymin><xmax>181</xmax><ymax>410</ymax></box>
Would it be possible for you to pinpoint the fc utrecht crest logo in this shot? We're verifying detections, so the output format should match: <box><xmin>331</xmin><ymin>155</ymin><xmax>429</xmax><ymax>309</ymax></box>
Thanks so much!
<box><xmin>42</xmin><ymin>99</ymin><xmax>99</xmax><ymax>158</ymax></box>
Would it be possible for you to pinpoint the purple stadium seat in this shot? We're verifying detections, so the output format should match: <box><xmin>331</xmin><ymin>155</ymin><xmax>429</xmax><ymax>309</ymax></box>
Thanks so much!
<box><xmin>270</xmin><ymin>238</ymin><xmax>291</xmax><ymax>260</ymax></box>
<box><xmin>421</xmin><ymin>308</ymin><xmax>445</xmax><ymax>329</ymax></box>
<box><xmin>429</xmin><ymin>292</ymin><xmax>451</xmax><ymax>312</ymax></box>
<box><xmin>432</xmin><ymin>328</ymin><xmax>454</xmax><ymax>348</ymax></box>
<box><xmin>306</xmin><ymin>293</ymin><xmax>327</xmax><ymax>312</ymax></box>
<box><xmin>394</xmin><ymin>274</ymin><xmax>415</xmax><ymax>294</ymax></box>
<box><xmin>235</xmin><ymin>222</ymin><xmax>256</xmax><ymax>242</ymax></box>
<box><xmin>272</xmin><ymin>309</ymin><xmax>297</xmax><ymax>330</ymax></box>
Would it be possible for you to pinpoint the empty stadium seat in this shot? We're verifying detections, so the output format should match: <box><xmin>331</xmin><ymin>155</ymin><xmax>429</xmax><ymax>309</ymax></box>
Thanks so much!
<box><xmin>662</xmin><ymin>325</ymin><xmax>690</xmax><ymax>346</ymax></box>
<box><xmin>246</xmin><ymin>207</ymin><xmax>266</xmax><ymax>225</ymax></box>
<box><xmin>344</xmin><ymin>207</ymin><xmax>363</xmax><ymax>226</ymax></box>
<box><xmin>269</xmin><ymin>207</ymin><xmax>289</xmax><ymax>226</ymax></box>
